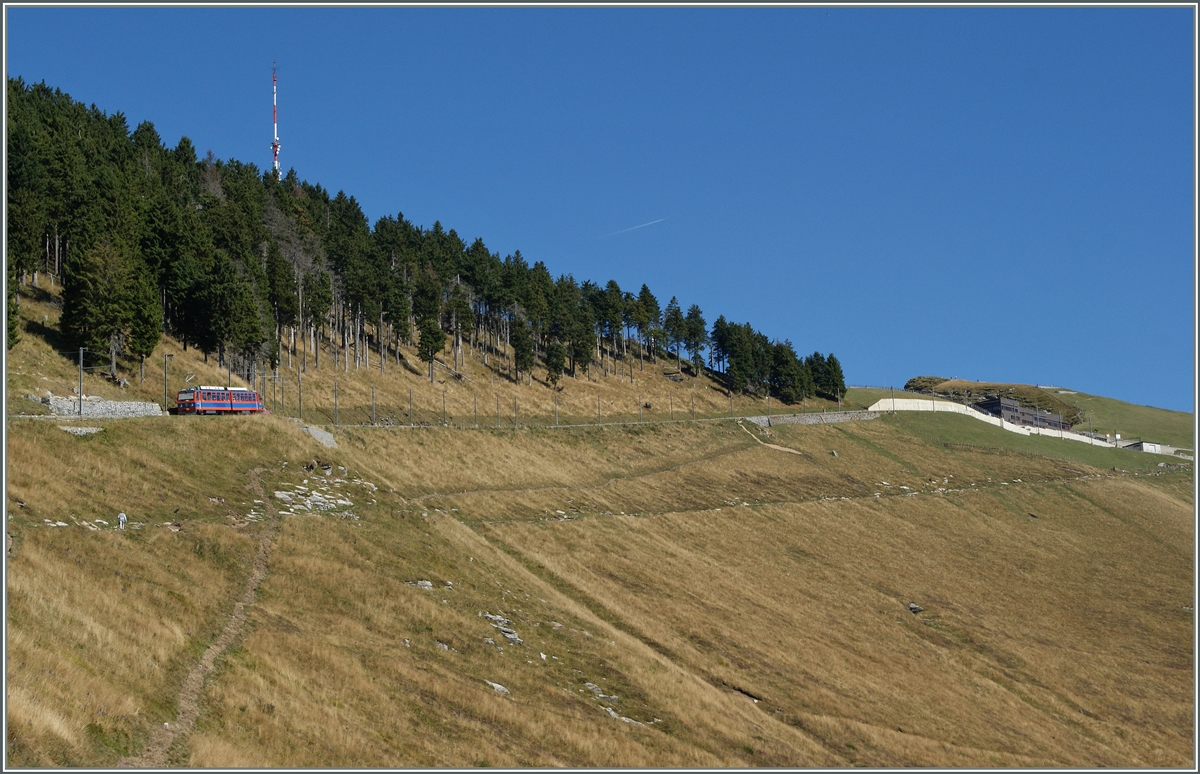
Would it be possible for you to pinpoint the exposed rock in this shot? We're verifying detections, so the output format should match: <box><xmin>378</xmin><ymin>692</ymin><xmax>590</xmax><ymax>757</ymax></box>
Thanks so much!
<box><xmin>585</xmin><ymin>682</ymin><xmax>619</xmax><ymax>703</ymax></box>
<box><xmin>908</xmin><ymin>603</ymin><xmax>924</xmax><ymax>614</ymax></box>
<box><xmin>416</xmin><ymin>580</ymin><xmax>433</xmax><ymax>590</ymax></box>
<box><xmin>301</xmin><ymin>425</ymin><xmax>337</xmax><ymax>448</ymax></box>
<box><xmin>58</xmin><ymin>426</ymin><xmax>103</xmax><ymax>436</ymax></box>
<box><xmin>484</xmin><ymin>680</ymin><xmax>510</xmax><ymax>695</ymax></box>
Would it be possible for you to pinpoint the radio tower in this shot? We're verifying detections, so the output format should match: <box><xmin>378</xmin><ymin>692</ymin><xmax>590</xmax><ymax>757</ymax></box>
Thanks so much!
<box><xmin>271</xmin><ymin>62</ymin><xmax>281</xmax><ymax>177</ymax></box>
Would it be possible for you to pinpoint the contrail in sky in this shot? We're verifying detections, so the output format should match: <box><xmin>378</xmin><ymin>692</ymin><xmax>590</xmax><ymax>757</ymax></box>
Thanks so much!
<box><xmin>601</xmin><ymin>217</ymin><xmax>667</xmax><ymax>238</ymax></box>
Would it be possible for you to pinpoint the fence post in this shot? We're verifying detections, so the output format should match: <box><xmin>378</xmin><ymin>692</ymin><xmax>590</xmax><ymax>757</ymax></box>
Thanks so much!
<box><xmin>513</xmin><ymin>396</ymin><xmax>518</xmax><ymax>429</ymax></box>
<box><xmin>409</xmin><ymin>388</ymin><xmax>413</xmax><ymax>427</ymax></box>
<box><xmin>299</xmin><ymin>374</ymin><xmax>303</xmax><ymax>421</ymax></box>
<box><xmin>334</xmin><ymin>381</ymin><xmax>338</xmax><ymax>426</ymax></box>
<box><xmin>639</xmin><ymin>395</ymin><xmax>642</xmax><ymax>423</ymax></box>
<box><xmin>554</xmin><ymin>392</ymin><xmax>558</xmax><ymax>426</ymax></box>
<box><xmin>597</xmin><ymin>395</ymin><xmax>601</xmax><ymax>424</ymax></box>
<box><xmin>474</xmin><ymin>393</ymin><xmax>478</xmax><ymax>428</ymax></box>
<box><xmin>372</xmin><ymin>386</ymin><xmax>376</xmax><ymax>425</ymax></box>
<box><xmin>443</xmin><ymin>389</ymin><xmax>447</xmax><ymax>426</ymax></box>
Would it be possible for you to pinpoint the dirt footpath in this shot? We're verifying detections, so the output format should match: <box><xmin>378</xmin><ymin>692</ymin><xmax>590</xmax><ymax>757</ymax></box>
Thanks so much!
<box><xmin>118</xmin><ymin>469</ymin><xmax>277</xmax><ymax>768</ymax></box>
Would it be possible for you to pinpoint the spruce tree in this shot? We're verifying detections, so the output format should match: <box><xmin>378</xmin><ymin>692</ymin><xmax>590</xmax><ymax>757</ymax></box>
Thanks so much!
<box><xmin>546</xmin><ymin>340</ymin><xmax>566</xmax><ymax>389</ymax></box>
<box><xmin>511</xmin><ymin>317</ymin><xmax>534</xmax><ymax>383</ymax></box>
<box><xmin>663</xmin><ymin>297</ymin><xmax>685</xmax><ymax>372</ymax></box>
<box><xmin>417</xmin><ymin>315</ymin><xmax>443</xmax><ymax>383</ymax></box>
<box><xmin>61</xmin><ymin>240</ymin><xmax>137</xmax><ymax>378</ymax></box>
<box><xmin>684</xmin><ymin>304</ymin><xmax>707</xmax><ymax>377</ymax></box>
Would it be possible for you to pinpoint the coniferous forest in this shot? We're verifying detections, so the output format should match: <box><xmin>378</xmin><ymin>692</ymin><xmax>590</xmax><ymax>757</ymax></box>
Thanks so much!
<box><xmin>6</xmin><ymin>77</ymin><xmax>847</xmax><ymax>403</ymax></box>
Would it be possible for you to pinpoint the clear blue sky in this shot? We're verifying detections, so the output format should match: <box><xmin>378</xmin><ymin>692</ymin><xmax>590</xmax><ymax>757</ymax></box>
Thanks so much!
<box><xmin>6</xmin><ymin>6</ymin><xmax>1195</xmax><ymax>412</ymax></box>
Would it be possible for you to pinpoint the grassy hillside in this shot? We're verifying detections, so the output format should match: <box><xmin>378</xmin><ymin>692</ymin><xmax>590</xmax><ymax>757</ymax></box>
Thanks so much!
<box><xmin>854</xmin><ymin>379</ymin><xmax>1194</xmax><ymax>451</ymax></box>
<box><xmin>7</xmin><ymin>402</ymin><xmax>1192</xmax><ymax>766</ymax></box>
<box><xmin>7</xmin><ymin>284</ymin><xmax>840</xmax><ymax>429</ymax></box>
<box><xmin>6</xmin><ymin>283</ymin><xmax>1194</xmax><ymax>767</ymax></box>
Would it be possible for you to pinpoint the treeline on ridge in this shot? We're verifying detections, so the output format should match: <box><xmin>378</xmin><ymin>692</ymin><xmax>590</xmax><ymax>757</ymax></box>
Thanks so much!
<box><xmin>6</xmin><ymin>77</ymin><xmax>846</xmax><ymax>403</ymax></box>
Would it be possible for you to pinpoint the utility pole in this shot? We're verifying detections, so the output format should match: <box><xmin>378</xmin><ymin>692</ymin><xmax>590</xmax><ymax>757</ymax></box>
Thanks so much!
<box><xmin>334</xmin><ymin>381</ymin><xmax>338</xmax><ymax>426</ymax></box>
<box><xmin>298</xmin><ymin>374</ymin><xmax>303</xmax><ymax>421</ymax></box>
<box><xmin>372</xmin><ymin>386</ymin><xmax>376</xmax><ymax>425</ymax></box>
<box><xmin>409</xmin><ymin>388</ymin><xmax>413</xmax><ymax>427</ymax></box>
<box><xmin>554</xmin><ymin>392</ymin><xmax>558</xmax><ymax>426</ymax></box>
<box><xmin>162</xmin><ymin>353</ymin><xmax>173</xmax><ymax>413</ymax></box>
<box><xmin>78</xmin><ymin>348</ymin><xmax>84</xmax><ymax>415</ymax></box>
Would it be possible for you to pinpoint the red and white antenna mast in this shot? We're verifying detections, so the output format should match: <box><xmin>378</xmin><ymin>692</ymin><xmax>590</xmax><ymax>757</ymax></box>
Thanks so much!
<box><xmin>271</xmin><ymin>62</ymin><xmax>281</xmax><ymax>177</ymax></box>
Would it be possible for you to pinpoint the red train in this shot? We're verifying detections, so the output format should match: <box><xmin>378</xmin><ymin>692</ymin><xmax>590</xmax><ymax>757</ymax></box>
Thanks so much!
<box><xmin>175</xmin><ymin>385</ymin><xmax>266</xmax><ymax>414</ymax></box>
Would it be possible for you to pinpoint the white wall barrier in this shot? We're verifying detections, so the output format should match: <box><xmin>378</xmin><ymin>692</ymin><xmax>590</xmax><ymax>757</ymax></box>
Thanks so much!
<box><xmin>865</xmin><ymin>398</ymin><xmax>1116</xmax><ymax>447</ymax></box>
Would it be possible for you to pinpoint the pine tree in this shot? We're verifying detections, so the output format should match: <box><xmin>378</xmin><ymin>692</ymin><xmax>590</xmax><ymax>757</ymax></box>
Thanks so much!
<box><xmin>61</xmin><ymin>240</ymin><xmax>137</xmax><ymax>378</ymax></box>
<box><xmin>7</xmin><ymin>262</ymin><xmax>21</xmax><ymax>350</ymax></box>
<box><xmin>511</xmin><ymin>317</ymin><xmax>534</xmax><ymax>384</ymax></box>
<box><xmin>663</xmin><ymin>297</ymin><xmax>685</xmax><ymax>372</ymax></box>
<box><xmin>826</xmin><ymin>353</ymin><xmax>846</xmax><ymax>402</ymax></box>
<box><xmin>417</xmin><ymin>315</ymin><xmax>443</xmax><ymax>384</ymax></box>
<box><xmin>684</xmin><ymin>304</ymin><xmax>707</xmax><ymax>377</ymax></box>
<box><xmin>545</xmin><ymin>340</ymin><xmax>566</xmax><ymax>389</ymax></box>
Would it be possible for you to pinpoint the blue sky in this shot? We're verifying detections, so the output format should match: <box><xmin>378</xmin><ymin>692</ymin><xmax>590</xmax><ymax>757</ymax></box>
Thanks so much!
<box><xmin>6</xmin><ymin>6</ymin><xmax>1195</xmax><ymax>412</ymax></box>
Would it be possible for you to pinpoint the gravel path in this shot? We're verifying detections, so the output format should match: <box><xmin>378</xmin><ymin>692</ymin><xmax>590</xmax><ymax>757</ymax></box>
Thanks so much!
<box><xmin>117</xmin><ymin>469</ymin><xmax>277</xmax><ymax>768</ymax></box>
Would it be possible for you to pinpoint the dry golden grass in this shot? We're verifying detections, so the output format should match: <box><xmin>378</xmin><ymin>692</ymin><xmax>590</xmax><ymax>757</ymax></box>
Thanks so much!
<box><xmin>6</xmin><ymin>292</ymin><xmax>1194</xmax><ymax>767</ymax></box>
<box><xmin>7</xmin><ymin>282</ymin><xmax>838</xmax><ymax>426</ymax></box>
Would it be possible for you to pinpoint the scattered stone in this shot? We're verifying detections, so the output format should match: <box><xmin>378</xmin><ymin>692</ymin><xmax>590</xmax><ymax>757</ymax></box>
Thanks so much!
<box><xmin>830</xmin><ymin>450</ymin><xmax>838</xmax><ymax>457</ymax></box>
<box><xmin>907</xmin><ymin>603</ymin><xmax>924</xmax><ymax>614</ymax></box>
<box><xmin>585</xmin><ymin>682</ymin><xmax>619</xmax><ymax>703</ymax></box>
<box><xmin>416</xmin><ymin>580</ymin><xmax>433</xmax><ymax>590</ymax></box>
<box><xmin>58</xmin><ymin>426</ymin><xmax>103</xmax><ymax>436</ymax></box>
<box><xmin>484</xmin><ymin>680</ymin><xmax>510</xmax><ymax>695</ymax></box>
<box><xmin>1028</xmin><ymin>512</ymin><xmax>1038</xmax><ymax>519</ymax></box>
<box><xmin>601</xmin><ymin>706</ymin><xmax>644</xmax><ymax>725</ymax></box>
<box><xmin>436</xmin><ymin>641</ymin><xmax>449</xmax><ymax>651</ymax></box>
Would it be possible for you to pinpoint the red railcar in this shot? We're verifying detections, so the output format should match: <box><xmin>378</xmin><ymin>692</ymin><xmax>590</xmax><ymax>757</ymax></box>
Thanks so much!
<box><xmin>175</xmin><ymin>386</ymin><xmax>265</xmax><ymax>414</ymax></box>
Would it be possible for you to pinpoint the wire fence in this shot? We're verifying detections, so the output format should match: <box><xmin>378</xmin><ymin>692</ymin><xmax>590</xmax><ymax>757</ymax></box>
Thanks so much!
<box><xmin>247</xmin><ymin>377</ymin><xmax>868</xmax><ymax>432</ymax></box>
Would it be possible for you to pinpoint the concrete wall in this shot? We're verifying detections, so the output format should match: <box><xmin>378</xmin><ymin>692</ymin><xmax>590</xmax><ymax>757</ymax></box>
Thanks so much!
<box><xmin>865</xmin><ymin>398</ymin><xmax>1116</xmax><ymax>447</ymax></box>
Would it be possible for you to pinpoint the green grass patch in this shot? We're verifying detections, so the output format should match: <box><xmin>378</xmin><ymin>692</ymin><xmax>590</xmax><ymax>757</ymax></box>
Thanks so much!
<box><xmin>888</xmin><ymin>412</ymin><xmax>1179</xmax><ymax>470</ymax></box>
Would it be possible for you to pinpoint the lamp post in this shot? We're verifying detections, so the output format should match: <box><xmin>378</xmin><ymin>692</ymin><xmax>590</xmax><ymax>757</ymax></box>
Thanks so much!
<box><xmin>162</xmin><ymin>353</ymin><xmax>174</xmax><ymax>413</ymax></box>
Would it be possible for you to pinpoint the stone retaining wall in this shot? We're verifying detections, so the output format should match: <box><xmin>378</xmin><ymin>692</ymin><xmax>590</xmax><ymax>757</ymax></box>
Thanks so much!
<box><xmin>43</xmin><ymin>395</ymin><xmax>164</xmax><ymax>418</ymax></box>
<box><xmin>742</xmin><ymin>411</ymin><xmax>881</xmax><ymax>428</ymax></box>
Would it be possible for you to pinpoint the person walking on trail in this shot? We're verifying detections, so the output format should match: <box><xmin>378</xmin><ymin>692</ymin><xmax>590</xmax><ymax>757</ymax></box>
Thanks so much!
<box><xmin>118</xmin><ymin>512</ymin><xmax>127</xmax><ymax>530</ymax></box>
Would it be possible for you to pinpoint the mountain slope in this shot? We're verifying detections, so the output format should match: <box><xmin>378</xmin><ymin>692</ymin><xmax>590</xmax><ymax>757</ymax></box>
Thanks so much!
<box><xmin>6</xmin><ymin>397</ymin><xmax>1192</xmax><ymax>766</ymax></box>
